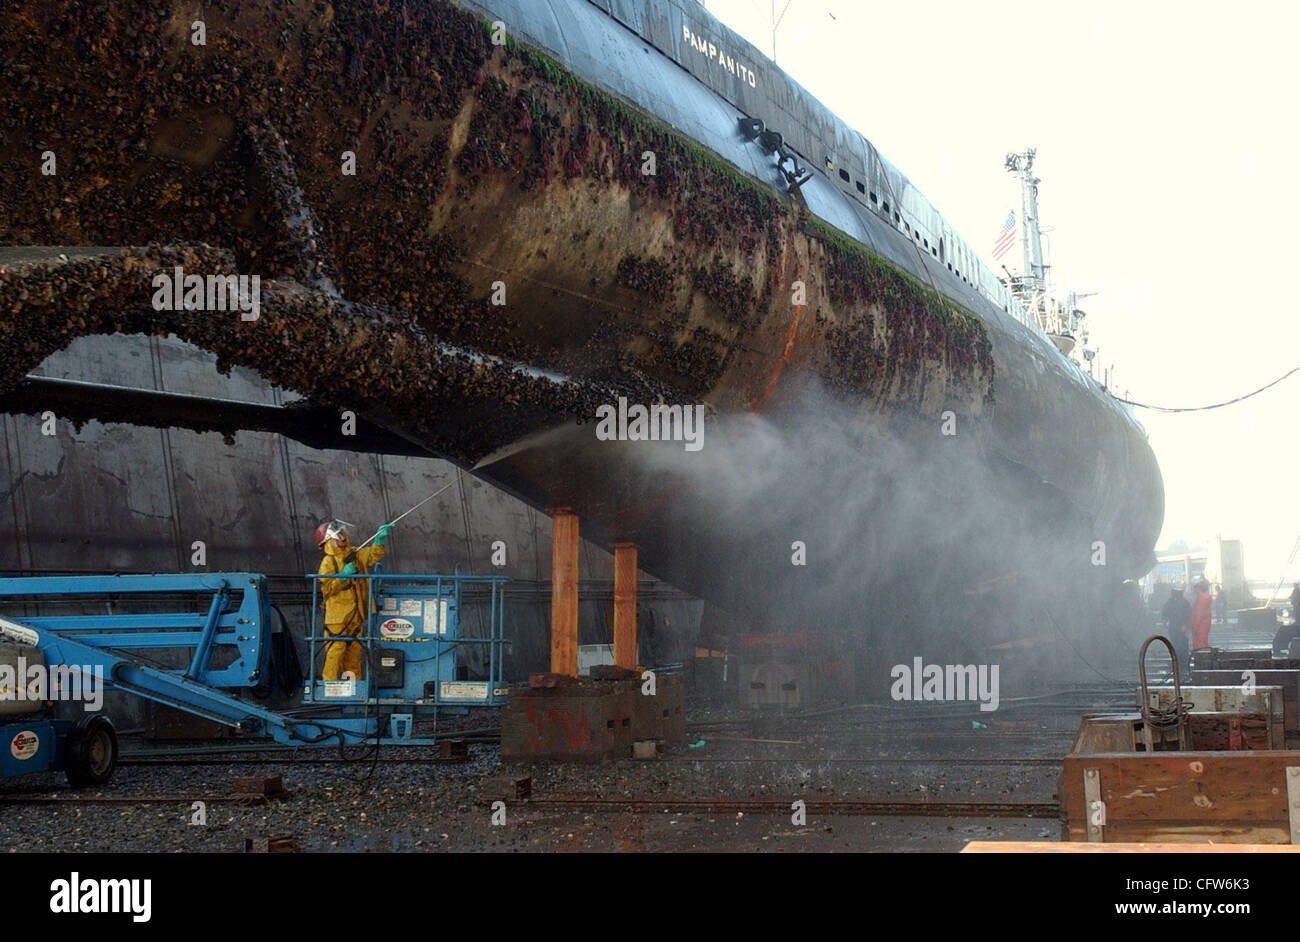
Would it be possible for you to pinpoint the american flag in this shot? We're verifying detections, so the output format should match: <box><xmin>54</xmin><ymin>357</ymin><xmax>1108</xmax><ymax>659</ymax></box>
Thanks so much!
<box><xmin>992</xmin><ymin>210</ymin><xmax>1016</xmax><ymax>260</ymax></box>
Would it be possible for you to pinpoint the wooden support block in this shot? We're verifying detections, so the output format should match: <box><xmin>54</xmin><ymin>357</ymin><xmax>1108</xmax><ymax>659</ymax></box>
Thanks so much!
<box><xmin>234</xmin><ymin>774</ymin><xmax>289</xmax><ymax>798</ymax></box>
<box><xmin>549</xmin><ymin>507</ymin><xmax>579</xmax><ymax>678</ymax></box>
<box><xmin>244</xmin><ymin>833</ymin><xmax>301</xmax><ymax>853</ymax></box>
<box><xmin>589</xmin><ymin>664</ymin><xmax>640</xmax><ymax>681</ymax></box>
<box><xmin>438</xmin><ymin>739</ymin><xmax>469</xmax><ymax>759</ymax></box>
<box><xmin>613</xmin><ymin>542</ymin><xmax>638</xmax><ymax>670</ymax></box>
<box><xmin>529</xmin><ymin>671</ymin><xmax>577</xmax><ymax>689</ymax></box>
<box><xmin>484</xmin><ymin>775</ymin><xmax>532</xmax><ymax>800</ymax></box>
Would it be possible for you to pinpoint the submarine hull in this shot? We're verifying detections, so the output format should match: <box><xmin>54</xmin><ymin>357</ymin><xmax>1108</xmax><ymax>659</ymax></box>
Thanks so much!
<box><xmin>0</xmin><ymin>0</ymin><xmax>1162</xmax><ymax>641</ymax></box>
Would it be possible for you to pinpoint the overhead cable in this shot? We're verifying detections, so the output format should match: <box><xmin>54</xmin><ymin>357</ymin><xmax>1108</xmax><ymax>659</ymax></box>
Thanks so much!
<box><xmin>1113</xmin><ymin>365</ymin><xmax>1300</xmax><ymax>413</ymax></box>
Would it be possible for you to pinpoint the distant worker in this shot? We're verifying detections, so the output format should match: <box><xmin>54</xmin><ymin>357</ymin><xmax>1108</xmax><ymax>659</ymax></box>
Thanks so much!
<box><xmin>1189</xmin><ymin>578</ymin><xmax>1214</xmax><ymax>662</ymax></box>
<box><xmin>315</xmin><ymin>519</ymin><xmax>392</xmax><ymax>681</ymax></box>
<box><xmin>1161</xmin><ymin>586</ymin><xmax>1191</xmax><ymax>669</ymax></box>
<box><xmin>1276</xmin><ymin>583</ymin><xmax>1300</xmax><ymax>658</ymax></box>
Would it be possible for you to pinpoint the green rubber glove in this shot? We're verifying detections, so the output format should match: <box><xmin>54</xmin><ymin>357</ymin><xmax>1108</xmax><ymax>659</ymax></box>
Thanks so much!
<box><xmin>339</xmin><ymin>561</ymin><xmax>357</xmax><ymax>577</ymax></box>
<box><xmin>374</xmin><ymin>524</ymin><xmax>393</xmax><ymax>547</ymax></box>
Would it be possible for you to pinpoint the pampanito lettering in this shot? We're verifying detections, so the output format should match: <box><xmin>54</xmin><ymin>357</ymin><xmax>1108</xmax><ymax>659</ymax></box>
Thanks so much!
<box><xmin>681</xmin><ymin>24</ymin><xmax>757</xmax><ymax>87</ymax></box>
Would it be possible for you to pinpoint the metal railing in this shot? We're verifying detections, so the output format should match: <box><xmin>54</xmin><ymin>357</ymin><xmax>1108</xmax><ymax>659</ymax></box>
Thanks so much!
<box><xmin>304</xmin><ymin>570</ymin><xmax>508</xmax><ymax>709</ymax></box>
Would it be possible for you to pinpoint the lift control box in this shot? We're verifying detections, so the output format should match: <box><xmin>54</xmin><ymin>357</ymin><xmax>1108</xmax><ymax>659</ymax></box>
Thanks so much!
<box><xmin>372</xmin><ymin>582</ymin><xmax>457</xmax><ymax>701</ymax></box>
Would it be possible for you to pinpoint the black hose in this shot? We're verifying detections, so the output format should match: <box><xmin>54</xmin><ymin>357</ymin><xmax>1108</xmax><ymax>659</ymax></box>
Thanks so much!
<box><xmin>249</xmin><ymin>605</ymin><xmax>304</xmax><ymax>700</ymax></box>
<box><xmin>270</xmin><ymin>604</ymin><xmax>305</xmax><ymax>697</ymax></box>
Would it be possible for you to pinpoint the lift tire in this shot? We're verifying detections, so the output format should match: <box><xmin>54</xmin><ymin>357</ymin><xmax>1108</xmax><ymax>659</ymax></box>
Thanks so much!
<box><xmin>65</xmin><ymin>715</ymin><xmax>119</xmax><ymax>788</ymax></box>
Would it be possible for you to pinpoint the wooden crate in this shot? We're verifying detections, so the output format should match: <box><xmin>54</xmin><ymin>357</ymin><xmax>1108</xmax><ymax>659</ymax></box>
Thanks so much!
<box><xmin>1069</xmin><ymin>711</ymin><xmax>1271</xmax><ymax>753</ymax></box>
<box><xmin>1193</xmin><ymin>670</ymin><xmax>1300</xmax><ymax>737</ymax></box>
<box><xmin>1141</xmin><ymin>685</ymin><xmax>1284</xmax><ymax>748</ymax></box>
<box><xmin>1061</xmin><ymin>751</ymin><xmax>1300</xmax><ymax>844</ymax></box>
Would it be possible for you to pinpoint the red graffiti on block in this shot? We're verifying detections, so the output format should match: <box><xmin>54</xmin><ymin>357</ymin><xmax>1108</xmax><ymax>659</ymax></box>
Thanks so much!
<box><xmin>523</xmin><ymin>704</ymin><xmax>591</xmax><ymax>752</ymax></box>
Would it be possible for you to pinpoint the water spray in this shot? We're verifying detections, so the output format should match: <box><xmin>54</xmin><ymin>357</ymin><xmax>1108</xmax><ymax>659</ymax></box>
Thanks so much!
<box><xmin>352</xmin><ymin>456</ymin><xmax>495</xmax><ymax>551</ymax></box>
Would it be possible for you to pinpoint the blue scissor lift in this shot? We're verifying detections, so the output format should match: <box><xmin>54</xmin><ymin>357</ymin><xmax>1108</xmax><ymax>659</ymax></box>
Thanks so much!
<box><xmin>303</xmin><ymin>569</ymin><xmax>510</xmax><ymax>739</ymax></box>
<box><xmin>0</xmin><ymin>570</ymin><xmax>508</xmax><ymax>786</ymax></box>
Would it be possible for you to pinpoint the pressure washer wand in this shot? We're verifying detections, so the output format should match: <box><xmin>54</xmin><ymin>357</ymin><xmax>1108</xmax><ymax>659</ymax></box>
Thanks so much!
<box><xmin>353</xmin><ymin>469</ymin><xmax>471</xmax><ymax>551</ymax></box>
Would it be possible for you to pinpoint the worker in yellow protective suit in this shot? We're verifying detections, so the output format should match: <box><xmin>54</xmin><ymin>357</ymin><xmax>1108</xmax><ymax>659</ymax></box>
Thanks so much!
<box><xmin>315</xmin><ymin>519</ymin><xmax>391</xmax><ymax>681</ymax></box>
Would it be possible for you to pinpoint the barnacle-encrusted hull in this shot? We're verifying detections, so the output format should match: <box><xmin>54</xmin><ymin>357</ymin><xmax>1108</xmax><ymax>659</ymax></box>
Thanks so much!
<box><xmin>0</xmin><ymin>0</ymin><xmax>1162</xmax><ymax>638</ymax></box>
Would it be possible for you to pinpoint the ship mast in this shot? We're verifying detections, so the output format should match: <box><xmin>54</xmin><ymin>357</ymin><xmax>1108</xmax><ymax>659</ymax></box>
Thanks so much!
<box><xmin>1005</xmin><ymin>148</ymin><xmax>1047</xmax><ymax>308</ymax></box>
<box><xmin>1003</xmin><ymin>148</ymin><xmax>1096</xmax><ymax>366</ymax></box>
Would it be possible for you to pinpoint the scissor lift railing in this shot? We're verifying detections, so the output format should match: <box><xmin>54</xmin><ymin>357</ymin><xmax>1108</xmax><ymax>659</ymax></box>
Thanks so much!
<box><xmin>304</xmin><ymin>570</ymin><xmax>508</xmax><ymax>726</ymax></box>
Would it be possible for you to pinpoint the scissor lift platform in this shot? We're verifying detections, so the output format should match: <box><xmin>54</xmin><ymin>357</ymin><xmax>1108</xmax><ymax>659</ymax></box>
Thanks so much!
<box><xmin>0</xmin><ymin>570</ymin><xmax>508</xmax><ymax>786</ymax></box>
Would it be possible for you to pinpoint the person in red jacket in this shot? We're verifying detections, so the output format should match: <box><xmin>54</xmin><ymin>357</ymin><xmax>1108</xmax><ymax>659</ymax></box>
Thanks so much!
<box><xmin>1189</xmin><ymin>578</ymin><xmax>1214</xmax><ymax>653</ymax></box>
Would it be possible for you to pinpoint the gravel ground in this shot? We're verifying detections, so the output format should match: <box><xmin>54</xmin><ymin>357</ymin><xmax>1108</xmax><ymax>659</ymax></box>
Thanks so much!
<box><xmin>0</xmin><ymin>699</ymin><xmax>1094</xmax><ymax>852</ymax></box>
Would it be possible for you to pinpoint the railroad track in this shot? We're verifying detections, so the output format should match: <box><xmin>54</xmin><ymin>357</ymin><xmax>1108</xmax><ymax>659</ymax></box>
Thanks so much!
<box><xmin>0</xmin><ymin>792</ymin><xmax>1058</xmax><ymax>818</ymax></box>
<box><xmin>114</xmin><ymin>751</ymin><xmax>1060</xmax><ymax>767</ymax></box>
<box><xmin>0</xmin><ymin>793</ymin><xmax>274</xmax><ymax>806</ymax></box>
<box><xmin>506</xmin><ymin>795</ymin><xmax>1060</xmax><ymax>818</ymax></box>
<box><xmin>659</xmin><ymin>756</ymin><xmax>1060</xmax><ymax>765</ymax></box>
<box><xmin>119</xmin><ymin>754</ymin><xmax>472</xmax><ymax>766</ymax></box>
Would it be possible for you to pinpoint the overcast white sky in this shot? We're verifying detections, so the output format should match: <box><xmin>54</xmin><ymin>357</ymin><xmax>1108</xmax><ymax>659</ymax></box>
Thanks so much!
<box><xmin>703</xmin><ymin>0</ymin><xmax>1300</xmax><ymax>584</ymax></box>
